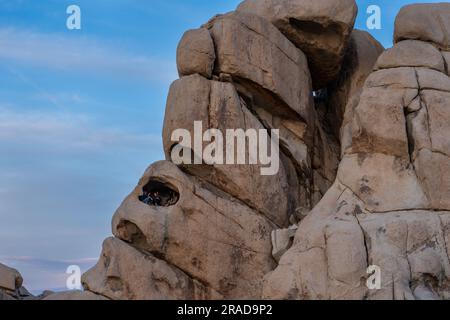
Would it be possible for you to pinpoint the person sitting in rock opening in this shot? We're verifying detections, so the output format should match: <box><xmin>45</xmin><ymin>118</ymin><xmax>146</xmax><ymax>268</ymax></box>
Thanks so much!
<box><xmin>139</xmin><ymin>190</ymin><xmax>164</xmax><ymax>206</ymax></box>
<box><xmin>152</xmin><ymin>191</ymin><xmax>162</xmax><ymax>206</ymax></box>
<box><xmin>139</xmin><ymin>191</ymin><xmax>155</xmax><ymax>205</ymax></box>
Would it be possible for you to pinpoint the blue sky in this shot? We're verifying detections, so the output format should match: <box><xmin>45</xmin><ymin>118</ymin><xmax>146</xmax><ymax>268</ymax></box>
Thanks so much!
<box><xmin>0</xmin><ymin>0</ymin><xmax>442</xmax><ymax>293</ymax></box>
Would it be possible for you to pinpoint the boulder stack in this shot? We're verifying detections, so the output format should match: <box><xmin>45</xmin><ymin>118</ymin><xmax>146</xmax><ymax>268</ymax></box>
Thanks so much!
<box><xmin>0</xmin><ymin>263</ymin><xmax>34</xmax><ymax>300</ymax></box>
<box><xmin>45</xmin><ymin>1</ymin><xmax>450</xmax><ymax>300</ymax></box>
<box><xmin>263</xmin><ymin>3</ymin><xmax>450</xmax><ymax>300</ymax></box>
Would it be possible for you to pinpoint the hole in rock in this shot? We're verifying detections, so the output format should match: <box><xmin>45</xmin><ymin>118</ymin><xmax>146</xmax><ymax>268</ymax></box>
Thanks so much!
<box><xmin>116</xmin><ymin>220</ymin><xmax>167</xmax><ymax>260</ymax></box>
<box><xmin>139</xmin><ymin>180</ymin><xmax>179</xmax><ymax>207</ymax></box>
<box><xmin>116</xmin><ymin>220</ymin><xmax>148</xmax><ymax>248</ymax></box>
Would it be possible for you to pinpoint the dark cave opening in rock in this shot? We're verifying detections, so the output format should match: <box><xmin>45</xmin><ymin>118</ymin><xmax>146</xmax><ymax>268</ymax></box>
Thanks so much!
<box><xmin>139</xmin><ymin>180</ymin><xmax>180</xmax><ymax>207</ymax></box>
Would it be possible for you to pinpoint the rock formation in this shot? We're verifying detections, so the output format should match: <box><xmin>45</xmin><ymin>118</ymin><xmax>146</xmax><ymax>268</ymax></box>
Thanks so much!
<box><xmin>263</xmin><ymin>2</ymin><xmax>450</xmax><ymax>300</ymax></box>
<box><xmin>0</xmin><ymin>263</ymin><xmax>34</xmax><ymax>300</ymax></box>
<box><xmin>3</xmin><ymin>1</ymin><xmax>449</xmax><ymax>300</ymax></box>
<box><xmin>236</xmin><ymin>0</ymin><xmax>358</xmax><ymax>89</ymax></box>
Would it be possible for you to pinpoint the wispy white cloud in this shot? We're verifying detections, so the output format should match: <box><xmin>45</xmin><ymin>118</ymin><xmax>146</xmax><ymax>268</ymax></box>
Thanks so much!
<box><xmin>0</xmin><ymin>255</ymin><xmax>98</xmax><ymax>293</ymax></box>
<box><xmin>0</xmin><ymin>106</ymin><xmax>162</xmax><ymax>152</ymax></box>
<box><xmin>0</xmin><ymin>27</ymin><xmax>177</xmax><ymax>84</ymax></box>
<box><xmin>0</xmin><ymin>255</ymin><xmax>98</xmax><ymax>265</ymax></box>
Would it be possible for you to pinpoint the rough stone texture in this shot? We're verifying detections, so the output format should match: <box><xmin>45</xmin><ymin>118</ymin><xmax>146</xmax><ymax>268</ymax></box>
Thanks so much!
<box><xmin>263</xmin><ymin>15</ymin><xmax>450</xmax><ymax>298</ymax></box>
<box><xmin>0</xmin><ymin>263</ymin><xmax>34</xmax><ymax>300</ymax></box>
<box><xmin>82</xmin><ymin>237</ymin><xmax>221</xmax><ymax>300</ymax></box>
<box><xmin>109</xmin><ymin>161</ymin><xmax>276</xmax><ymax>299</ymax></box>
<box><xmin>394</xmin><ymin>3</ymin><xmax>450</xmax><ymax>50</ymax></box>
<box><xmin>348</xmin><ymin>64</ymin><xmax>450</xmax><ymax>211</ymax></box>
<box><xmin>204</xmin><ymin>11</ymin><xmax>313</xmax><ymax>124</ymax></box>
<box><xmin>375</xmin><ymin>40</ymin><xmax>445</xmax><ymax>72</ymax></box>
<box><xmin>0</xmin><ymin>263</ymin><xmax>22</xmax><ymax>292</ymax></box>
<box><xmin>263</xmin><ymin>182</ymin><xmax>450</xmax><ymax>300</ymax></box>
<box><xmin>271</xmin><ymin>226</ymin><xmax>297</xmax><ymax>262</ymax></box>
<box><xmin>176</xmin><ymin>28</ymin><xmax>216</xmax><ymax>79</ymax></box>
<box><xmin>311</xmin><ymin>30</ymin><xmax>383</xmax><ymax>204</ymax></box>
<box><xmin>328</xmin><ymin>30</ymin><xmax>384</xmax><ymax>156</ymax></box>
<box><xmin>237</xmin><ymin>0</ymin><xmax>357</xmax><ymax>89</ymax></box>
<box><xmin>163</xmin><ymin>75</ymin><xmax>294</xmax><ymax>226</ymax></box>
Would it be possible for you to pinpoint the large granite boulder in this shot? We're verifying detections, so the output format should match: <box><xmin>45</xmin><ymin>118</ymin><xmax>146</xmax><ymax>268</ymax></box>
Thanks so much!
<box><xmin>106</xmin><ymin>161</ymin><xmax>276</xmax><ymax>299</ymax></box>
<box><xmin>82</xmin><ymin>237</ymin><xmax>221</xmax><ymax>300</ymax></box>
<box><xmin>394</xmin><ymin>3</ymin><xmax>450</xmax><ymax>50</ymax></box>
<box><xmin>204</xmin><ymin>11</ymin><xmax>314</xmax><ymax>124</ymax></box>
<box><xmin>0</xmin><ymin>263</ymin><xmax>34</xmax><ymax>300</ymax></box>
<box><xmin>263</xmin><ymin>8</ymin><xmax>450</xmax><ymax>297</ymax></box>
<box><xmin>0</xmin><ymin>263</ymin><xmax>23</xmax><ymax>293</ymax></box>
<box><xmin>177</xmin><ymin>28</ymin><xmax>216</xmax><ymax>79</ymax></box>
<box><xmin>163</xmin><ymin>74</ymin><xmax>303</xmax><ymax>226</ymax></box>
<box><xmin>237</xmin><ymin>0</ymin><xmax>358</xmax><ymax>89</ymax></box>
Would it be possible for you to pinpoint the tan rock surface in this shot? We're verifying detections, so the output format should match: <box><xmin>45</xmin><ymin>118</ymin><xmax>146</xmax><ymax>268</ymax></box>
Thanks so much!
<box><xmin>205</xmin><ymin>11</ymin><xmax>313</xmax><ymax>123</ymax></box>
<box><xmin>264</xmin><ymin>18</ymin><xmax>450</xmax><ymax>298</ymax></box>
<box><xmin>0</xmin><ymin>263</ymin><xmax>22</xmax><ymax>292</ymax></box>
<box><xmin>394</xmin><ymin>3</ymin><xmax>450</xmax><ymax>50</ymax></box>
<box><xmin>375</xmin><ymin>40</ymin><xmax>445</xmax><ymax>72</ymax></box>
<box><xmin>82</xmin><ymin>237</ymin><xmax>220</xmax><ymax>300</ymax></box>
<box><xmin>176</xmin><ymin>28</ymin><xmax>216</xmax><ymax>79</ymax></box>
<box><xmin>329</xmin><ymin>30</ymin><xmax>384</xmax><ymax>156</ymax></box>
<box><xmin>0</xmin><ymin>263</ymin><xmax>35</xmax><ymax>300</ymax></box>
<box><xmin>163</xmin><ymin>75</ymin><xmax>295</xmax><ymax>227</ymax></box>
<box><xmin>263</xmin><ymin>181</ymin><xmax>450</xmax><ymax>300</ymax></box>
<box><xmin>108</xmin><ymin>161</ymin><xmax>276</xmax><ymax>299</ymax></box>
<box><xmin>237</xmin><ymin>0</ymin><xmax>357</xmax><ymax>88</ymax></box>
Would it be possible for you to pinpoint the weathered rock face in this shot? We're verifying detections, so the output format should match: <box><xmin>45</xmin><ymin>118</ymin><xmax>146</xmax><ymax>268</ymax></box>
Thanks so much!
<box><xmin>263</xmin><ymin>3</ymin><xmax>450</xmax><ymax>299</ymax></box>
<box><xmin>108</xmin><ymin>161</ymin><xmax>276</xmax><ymax>299</ymax></box>
<box><xmin>0</xmin><ymin>263</ymin><xmax>34</xmax><ymax>300</ymax></box>
<box><xmin>394</xmin><ymin>3</ymin><xmax>450</xmax><ymax>50</ymax></box>
<box><xmin>73</xmin><ymin>1</ymin><xmax>450</xmax><ymax>301</ymax></box>
<box><xmin>0</xmin><ymin>263</ymin><xmax>22</xmax><ymax>293</ymax></box>
<box><xmin>307</xmin><ymin>29</ymin><xmax>384</xmax><ymax>205</ymax></box>
<box><xmin>329</xmin><ymin>30</ymin><xmax>385</xmax><ymax>155</ymax></box>
<box><xmin>164</xmin><ymin>10</ymin><xmax>329</xmax><ymax>222</ymax></box>
<box><xmin>82</xmin><ymin>237</ymin><xmax>222</xmax><ymax>300</ymax></box>
<box><xmin>263</xmin><ymin>183</ymin><xmax>450</xmax><ymax>300</ymax></box>
<box><xmin>204</xmin><ymin>11</ymin><xmax>313</xmax><ymax>124</ymax></box>
<box><xmin>162</xmin><ymin>75</ymin><xmax>295</xmax><ymax>226</ymax></box>
<box><xmin>237</xmin><ymin>0</ymin><xmax>358</xmax><ymax>89</ymax></box>
<box><xmin>177</xmin><ymin>28</ymin><xmax>216</xmax><ymax>79</ymax></box>
<box><xmin>375</xmin><ymin>40</ymin><xmax>445</xmax><ymax>72</ymax></box>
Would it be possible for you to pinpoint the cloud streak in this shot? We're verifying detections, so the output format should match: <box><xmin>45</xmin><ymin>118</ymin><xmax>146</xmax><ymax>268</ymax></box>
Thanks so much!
<box><xmin>0</xmin><ymin>27</ymin><xmax>177</xmax><ymax>83</ymax></box>
<box><xmin>0</xmin><ymin>106</ymin><xmax>162</xmax><ymax>152</ymax></box>
<box><xmin>0</xmin><ymin>255</ymin><xmax>98</xmax><ymax>293</ymax></box>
